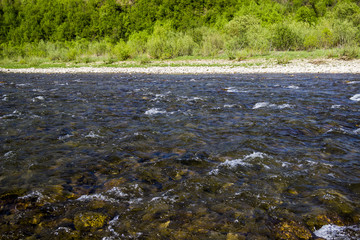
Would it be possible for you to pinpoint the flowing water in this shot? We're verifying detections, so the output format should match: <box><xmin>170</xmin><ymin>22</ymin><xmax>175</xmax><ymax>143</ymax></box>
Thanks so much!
<box><xmin>0</xmin><ymin>73</ymin><xmax>360</xmax><ymax>239</ymax></box>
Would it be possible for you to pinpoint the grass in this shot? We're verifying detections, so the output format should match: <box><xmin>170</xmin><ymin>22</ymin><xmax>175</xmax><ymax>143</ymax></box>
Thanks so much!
<box><xmin>1</xmin><ymin>47</ymin><xmax>359</xmax><ymax>69</ymax></box>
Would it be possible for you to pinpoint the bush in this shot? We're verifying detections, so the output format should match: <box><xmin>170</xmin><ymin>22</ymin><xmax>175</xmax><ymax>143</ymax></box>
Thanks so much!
<box><xmin>332</xmin><ymin>19</ymin><xmax>357</xmax><ymax>46</ymax></box>
<box><xmin>127</xmin><ymin>31</ymin><xmax>149</xmax><ymax>57</ymax></box>
<box><xmin>304</xmin><ymin>34</ymin><xmax>319</xmax><ymax>50</ymax></box>
<box><xmin>224</xmin><ymin>15</ymin><xmax>260</xmax><ymax>49</ymax></box>
<box><xmin>200</xmin><ymin>30</ymin><xmax>225</xmax><ymax>57</ymax></box>
<box><xmin>271</xmin><ymin>24</ymin><xmax>301</xmax><ymax>51</ymax></box>
<box><xmin>295</xmin><ymin>6</ymin><xmax>317</xmax><ymax>25</ymax></box>
<box><xmin>334</xmin><ymin>1</ymin><xmax>360</xmax><ymax>21</ymax></box>
<box><xmin>112</xmin><ymin>40</ymin><xmax>130</xmax><ymax>60</ymax></box>
<box><xmin>173</xmin><ymin>33</ymin><xmax>196</xmax><ymax>57</ymax></box>
<box><xmin>339</xmin><ymin>47</ymin><xmax>359</xmax><ymax>60</ymax></box>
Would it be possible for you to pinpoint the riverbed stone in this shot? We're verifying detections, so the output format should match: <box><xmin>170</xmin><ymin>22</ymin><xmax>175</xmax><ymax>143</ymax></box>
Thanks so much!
<box><xmin>275</xmin><ymin>221</ymin><xmax>312</xmax><ymax>240</ymax></box>
<box><xmin>74</xmin><ymin>212</ymin><xmax>108</xmax><ymax>231</ymax></box>
<box><xmin>315</xmin><ymin>189</ymin><xmax>354</xmax><ymax>214</ymax></box>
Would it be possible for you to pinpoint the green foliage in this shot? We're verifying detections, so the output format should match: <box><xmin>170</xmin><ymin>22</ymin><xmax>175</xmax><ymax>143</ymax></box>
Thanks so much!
<box><xmin>334</xmin><ymin>1</ymin><xmax>360</xmax><ymax>20</ymax></box>
<box><xmin>331</xmin><ymin>19</ymin><xmax>358</xmax><ymax>46</ymax></box>
<box><xmin>1</xmin><ymin>0</ymin><xmax>360</xmax><ymax>60</ymax></box>
<box><xmin>271</xmin><ymin>24</ymin><xmax>301</xmax><ymax>51</ymax></box>
<box><xmin>296</xmin><ymin>6</ymin><xmax>317</xmax><ymax>25</ymax></box>
<box><xmin>127</xmin><ymin>31</ymin><xmax>150</xmax><ymax>57</ymax></box>
<box><xmin>112</xmin><ymin>40</ymin><xmax>130</xmax><ymax>61</ymax></box>
<box><xmin>200</xmin><ymin>29</ymin><xmax>225</xmax><ymax>57</ymax></box>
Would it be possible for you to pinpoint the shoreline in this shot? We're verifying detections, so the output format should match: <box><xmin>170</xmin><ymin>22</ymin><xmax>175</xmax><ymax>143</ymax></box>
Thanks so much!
<box><xmin>1</xmin><ymin>59</ymin><xmax>360</xmax><ymax>74</ymax></box>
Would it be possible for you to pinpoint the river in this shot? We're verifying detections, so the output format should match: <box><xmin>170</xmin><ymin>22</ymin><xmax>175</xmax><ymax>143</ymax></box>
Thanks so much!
<box><xmin>0</xmin><ymin>73</ymin><xmax>359</xmax><ymax>239</ymax></box>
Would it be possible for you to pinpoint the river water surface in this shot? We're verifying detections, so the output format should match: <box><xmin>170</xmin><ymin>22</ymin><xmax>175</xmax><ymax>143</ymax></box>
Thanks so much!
<box><xmin>0</xmin><ymin>73</ymin><xmax>360</xmax><ymax>239</ymax></box>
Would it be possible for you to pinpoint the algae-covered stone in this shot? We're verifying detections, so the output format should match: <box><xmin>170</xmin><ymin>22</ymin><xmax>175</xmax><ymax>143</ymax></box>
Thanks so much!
<box><xmin>305</xmin><ymin>213</ymin><xmax>343</xmax><ymax>231</ymax></box>
<box><xmin>103</xmin><ymin>177</ymin><xmax>126</xmax><ymax>190</ymax></box>
<box><xmin>275</xmin><ymin>221</ymin><xmax>312</xmax><ymax>240</ymax></box>
<box><xmin>226</xmin><ymin>232</ymin><xmax>245</xmax><ymax>240</ymax></box>
<box><xmin>74</xmin><ymin>212</ymin><xmax>108</xmax><ymax>231</ymax></box>
<box><xmin>315</xmin><ymin>189</ymin><xmax>354</xmax><ymax>214</ymax></box>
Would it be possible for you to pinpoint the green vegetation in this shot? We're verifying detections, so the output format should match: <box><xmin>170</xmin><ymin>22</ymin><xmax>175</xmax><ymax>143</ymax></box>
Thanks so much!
<box><xmin>1</xmin><ymin>0</ymin><xmax>360</xmax><ymax>67</ymax></box>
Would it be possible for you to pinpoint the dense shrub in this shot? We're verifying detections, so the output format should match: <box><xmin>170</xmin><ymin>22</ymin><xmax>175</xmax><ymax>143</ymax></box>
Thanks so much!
<box><xmin>127</xmin><ymin>31</ymin><xmax>149</xmax><ymax>57</ymax></box>
<box><xmin>271</xmin><ymin>24</ymin><xmax>301</xmax><ymax>51</ymax></box>
<box><xmin>113</xmin><ymin>40</ymin><xmax>130</xmax><ymax>60</ymax></box>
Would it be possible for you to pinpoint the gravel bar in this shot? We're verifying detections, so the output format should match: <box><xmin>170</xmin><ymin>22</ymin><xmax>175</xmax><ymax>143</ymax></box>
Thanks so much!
<box><xmin>1</xmin><ymin>59</ymin><xmax>360</xmax><ymax>74</ymax></box>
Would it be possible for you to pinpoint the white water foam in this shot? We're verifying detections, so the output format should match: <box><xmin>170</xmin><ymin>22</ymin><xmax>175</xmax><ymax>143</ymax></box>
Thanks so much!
<box><xmin>314</xmin><ymin>224</ymin><xmax>360</xmax><ymax>240</ymax></box>
<box><xmin>287</xmin><ymin>85</ymin><xmax>300</xmax><ymax>89</ymax></box>
<box><xmin>253</xmin><ymin>102</ymin><xmax>293</xmax><ymax>109</ymax></box>
<box><xmin>224</xmin><ymin>104</ymin><xmax>236</xmax><ymax>108</ymax></box>
<box><xmin>77</xmin><ymin>193</ymin><xmax>118</xmax><ymax>203</ymax></box>
<box><xmin>19</xmin><ymin>191</ymin><xmax>44</xmax><ymax>202</ymax></box>
<box><xmin>0</xmin><ymin>110</ymin><xmax>22</xmax><ymax>119</ymax></box>
<box><xmin>32</xmin><ymin>96</ymin><xmax>45</xmax><ymax>102</ymax></box>
<box><xmin>106</xmin><ymin>187</ymin><xmax>128</xmax><ymax>198</ymax></box>
<box><xmin>102</xmin><ymin>215</ymin><xmax>120</xmax><ymax>240</ymax></box>
<box><xmin>54</xmin><ymin>227</ymin><xmax>71</xmax><ymax>235</ymax></box>
<box><xmin>210</xmin><ymin>152</ymin><xmax>268</xmax><ymax>175</ymax></box>
<box><xmin>331</xmin><ymin>105</ymin><xmax>341</xmax><ymax>109</ymax></box>
<box><xmin>346</xmin><ymin>81</ymin><xmax>360</xmax><ymax>84</ymax></box>
<box><xmin>145</xmin><ymin>108</ymin><xmax>167</xmax><ymax>115</ymax></box>
<box><xmin>85</xmin><ymin>131</ymin><xmax>102</xmax><ymax>138</ymax></box>
<box><xmin>224</xmin><ymin>87</ymin><xmax>248</xmax><ymax>93</ymax></box>
<box><xmin>350</xmin><ymin>94</ymin><xmax>360</xmax><ymax>101</ymax></box>
<box><xmin>253</xmin><ymin>102</ymin><xmax>269</xmax><ymax>109</ymax></box>
<box><xmin>58</xmin><ymin>134</ymin><xmax>73</xmax><ymax>140</ymax></box>
<box><xmin>4</xmin><ymin>151</ymin><xmax>15</xmax><ymax>159</ymax></box>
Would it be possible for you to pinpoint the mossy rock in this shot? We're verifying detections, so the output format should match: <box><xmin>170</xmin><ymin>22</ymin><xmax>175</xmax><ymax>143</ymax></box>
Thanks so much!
<box><xmin>315</xmin><ymin>189</ymin><xmax>354</xmax><ymax>214</ymax></box>
<box><xmin>275</xmin><ymin>221</ymin><xmax>312</xmax><ymax>240</ymax></box>
<box><xmin>103</xmin><ymin>177</ymin><xmax>126</xmax><ymax>190</ymax></box>
<box><xmin>305</xmin><ymin>213</ymin><xmax>343</xmax><ymax>231</ymax></box>
<box><xmin>74</xmin><ymin>212</ymin><xmax>108</xmax><ymax>231</ymax></box>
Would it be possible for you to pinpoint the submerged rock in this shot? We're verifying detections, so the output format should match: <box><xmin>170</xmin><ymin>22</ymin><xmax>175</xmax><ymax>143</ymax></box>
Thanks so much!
<box><xmin>315</xmin><ymin>189</ymin><xmax>355</xmax><ymax>215</ymax></box>
<box><xmin>74</xmin><ymin>212</ymin><xmax>108</xmax><ymax>231</ymax></box>
<box><xmin>275</xmin><ymin>221</ymin><xmax>312</xmax><ymax>240</ymax></box>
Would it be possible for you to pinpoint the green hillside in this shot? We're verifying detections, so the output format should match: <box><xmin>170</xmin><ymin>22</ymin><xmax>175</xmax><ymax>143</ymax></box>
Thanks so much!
<box><xmin>1</xmin><ymin>0</ymin><xmax>360</xmax><ymax>64</ymax></box>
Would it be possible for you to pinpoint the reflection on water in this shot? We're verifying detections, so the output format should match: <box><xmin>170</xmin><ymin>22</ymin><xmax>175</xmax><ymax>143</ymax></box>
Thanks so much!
<box><xmin>0</xmin><ymin>73</ymin><xmax>360</xmax><ymax>239</ymax></box>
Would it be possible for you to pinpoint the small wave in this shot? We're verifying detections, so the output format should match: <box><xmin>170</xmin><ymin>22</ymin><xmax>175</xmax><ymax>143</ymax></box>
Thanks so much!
<box><xmin>103</xmin><ymin>215</ymin><xmax>120</xmax><ymax>240</ymax></box>
<box><xmin>77</xmin><ymin>193</ymin><xmax>118</xmax><ymax>203</ymax></box>
<box><xmin>210</xmin><ymin>152</ymin><xmax>268</xmax><ymax>175</ymax></box>
<box><xmin>145</xmin><ymin>108</ymin><xmax>167</xmax><ymax>115</ymax></box>
<box><xmin>4</xmin><ymin>151</ymin><xmax>15</xmax><ymax>159</ymax></box>
<box><xmin>331</xmin><ymin>105</ymin><xmax>341</xmax><ymax>109</ymax></box>
<box><xmin>253</xmin><ymin>102</ymin><xmax>293</xmax><ymax>109</ymax></box>
<box><xmin>314</xmin><ymin>224</ymin><xmax>360</xmax><ymax>240</ymax></box>
<box><xmin>19</xmin><ymin>191</ymin><xmax>44</xmax><ymax>202</ymax></box>
<box><xmin>346</xmin><ymin>81</ymin><xmax>360</xmax><ymax>84</ymax></box>
<box><xmin>58</xmin><ymin>134</ymin><xmax>73</xmax><ymax>140</ymax></box>
<box><xmin>286</xmin><ymin>85</ymin><xmax>300</xmax><ymax>89</ymax></box>
<box><xmin>85</xmin><ymin>131</ymin><xmax>102</xmax><ymax>138</ymax></box>
<box><xmin>106</xmin><ymin>187</ymin><xmax>128</xmax><ymax>198</ymax></box>
<box><xmin>54</xmin><ymin>227</ymin><xmax>71</xmax><ymax>235</ymax></box>
<box><xmin>150</xmin><ymin>195</ymin><xmax>177</xmax><ymax>203</ymax></box>
<box><xmin>224</xmin><ymin>104</ymin><xmax>236</xmax><ymax>108</ymax></box>
<box><xmin>0</xmin><ymin>110</ymin><xmax>22</xmax><ymax>119</ymax></box>
<box><xmin>2</xmin><ymin>95</ymin><xmax>8</xmax><ymax>101</ymax></box>
<box><xmin>224</xmin><ymin>87</ymin><xmax>248</xmax><ymax>93</ymax></box>
<box><xmin>253</xmin><ymin>102</ymin><xmax>269</xmax><ymax>109</ymax></box>
<box><xmin>32</xmin><ymin>96</ymin><xmax>45</xmax><ymax>102</ymax></box>
<box><xmin>350</xmin><ymin>94</ymin><xmax>360</xmax><ymax>101</ymax></box>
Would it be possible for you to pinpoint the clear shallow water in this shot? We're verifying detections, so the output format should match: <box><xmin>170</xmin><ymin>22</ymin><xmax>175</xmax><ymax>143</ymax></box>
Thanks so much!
<box><xmin>0</xmin><ymin>73</ymin><xmax>359</xmax><ymax>239</ymax></box>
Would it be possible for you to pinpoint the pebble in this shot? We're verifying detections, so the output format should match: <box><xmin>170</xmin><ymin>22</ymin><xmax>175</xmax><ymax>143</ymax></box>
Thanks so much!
<box><xmin>1</xmin><ymin>59</ymin><xmax>360</xmax><ymax>74</ymax></box>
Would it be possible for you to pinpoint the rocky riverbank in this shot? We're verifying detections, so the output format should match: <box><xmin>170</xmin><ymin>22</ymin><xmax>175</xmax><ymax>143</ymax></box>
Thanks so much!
<box><xmin>0</xmin><ymin>59</ymin><xmax>360</xmax><ymax>74</ymax></box>
<box><xmin>1</xmin><ymin>59</ymin><xmax>360</xmax><ymax>74</ymax></box>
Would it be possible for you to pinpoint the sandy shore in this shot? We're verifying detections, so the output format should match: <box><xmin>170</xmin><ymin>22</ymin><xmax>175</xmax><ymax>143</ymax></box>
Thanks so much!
<box><xmin>1</xmin><ymin>59</ymin><xmax>360</xmax><ymax>74</ymax></box>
